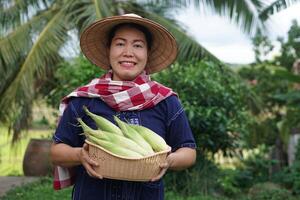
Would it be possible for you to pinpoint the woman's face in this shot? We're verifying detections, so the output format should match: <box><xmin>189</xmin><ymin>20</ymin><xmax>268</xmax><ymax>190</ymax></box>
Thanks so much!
<box><xmin>109</xmin><ymin>25</ymin><xmax>148</xmax><ymax>81</ymax></box>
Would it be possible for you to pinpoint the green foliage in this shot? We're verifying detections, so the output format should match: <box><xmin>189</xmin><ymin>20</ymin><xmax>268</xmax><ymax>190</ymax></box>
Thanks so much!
<box><xmin>251</xmin><ymin>19</ymin><xmax>300</xmax><ymax>70</ymax></box>
<box><xmin>154</xmin><ymin>60</ymin><xmax>255</xmax><ymax>154</ymax></box>
<box><xmin>165</xmin><ymin>154</ymin><xmax>221</xmax><ymax>196</ymax></box>
<box><xmin>247</xmin><ymin>182</ymin><xmax>293</xmax><ymax>200</ymax></box>
<box><xmin>41</xmin><ymin>55</ymin><xmax>105</xmax><ymax>108</ymax></box>
<box><xmin>274</xmin><ymin>20</ymin><xmax>300</xmax><ymax>70</ymax></box>
<box><xmin>272</xmin><ymin>69</ymin><xmax>300</xmax><ymax>138</ymax></box>
<box><xmin>237</xmin><ymin>147</ymin><xmax>276</xmax><ymax>186</ymax></box>
<box><xmin>218</xmin><ymin>168</ymin><xmax>246</xmax><ymax>197</ymax></box>
<box><xmin>252</xmin><ymin>30</ymin><xmax>274</xmax><ymax>64</ymax></box>
<box><xmin>238</xmin><ymin>65</ymin><xmax>290</xmax><ymax>147</ymax></box>
<box><xmin>155</xmin><ymin>60</ymin><xmax>258</xmax><ymax>196</ymax></box>
<box><xmin>217</xmin><ymin>146</ymin><xmax>277</xmax><ymax>197</ymax></box>
<box><xmin>238</xmin><ymin>65</ymin><xmax>289</xmax><ymax>108</ymax></box>
<box><xmin>273</xmin><ymin>138</ymin><xmax>300</xmax><ymax>195</ymax></box>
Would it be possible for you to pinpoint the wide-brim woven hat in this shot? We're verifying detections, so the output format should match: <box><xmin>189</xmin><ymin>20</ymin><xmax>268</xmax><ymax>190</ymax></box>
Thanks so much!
<box><xmin>80</xmin><ymin>13</ymin><xmax>178</xmax><ymax>74</ymax></box>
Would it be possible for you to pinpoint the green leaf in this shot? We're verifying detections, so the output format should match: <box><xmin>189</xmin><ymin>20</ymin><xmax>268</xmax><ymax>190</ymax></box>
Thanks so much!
<box><xmin>274</xmin><ymin>69</ymin><xmax>300</xmax><ymax>83</ymax></box>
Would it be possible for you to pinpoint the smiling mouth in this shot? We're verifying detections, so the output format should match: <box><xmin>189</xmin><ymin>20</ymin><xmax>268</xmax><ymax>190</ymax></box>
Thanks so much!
<box><xmin>119</xmin><ymin>61</ymin><xmax>136</xmax><ymax>68</ymax></box>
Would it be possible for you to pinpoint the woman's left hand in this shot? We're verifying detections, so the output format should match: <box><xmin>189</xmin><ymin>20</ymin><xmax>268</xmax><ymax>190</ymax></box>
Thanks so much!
<box><xmin>150</xmin><ymin>147</ymin><xmax>196</xmax><ymax>182</ymax></box>
<box><xmin>151</xmin><ymin>153</ymin><xmax>174</xmax><ymax>182</ymax></box>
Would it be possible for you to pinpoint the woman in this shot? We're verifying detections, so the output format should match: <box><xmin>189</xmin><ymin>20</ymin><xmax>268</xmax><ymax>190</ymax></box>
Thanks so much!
<box><xmin>51</xmin><ymin>13</ymin><xmax>196</xmax><ymax>200</ymax></box>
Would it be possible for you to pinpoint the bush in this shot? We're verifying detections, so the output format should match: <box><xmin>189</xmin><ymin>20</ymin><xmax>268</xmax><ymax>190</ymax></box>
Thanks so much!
<box><xmin>165</xmin><ymin>154</ymin><xmax>221</xmax><ymax>196</ymax></box>
<box><xmin>154</xmin><ymin>60</ymin><xmax>255</xmax><ymax>155</ymax></box>
<box><xmin>247</xmin><ymin>182</ymin><xmax>293</xmax><ymax>200</ymax></box>
<box><xmin>273</xmin><ymin>138</ymin><xmax>300</xmax><ymax>195</ymax></box>
<box><xmin>218</xmin><ymin>169</ymin><xmax>242</xmax><ymax>197</ymax></box>
<box><xmin>155</xmin><ymin>60</ymin><xmax>257</xmax><ymax>196</ymax></box>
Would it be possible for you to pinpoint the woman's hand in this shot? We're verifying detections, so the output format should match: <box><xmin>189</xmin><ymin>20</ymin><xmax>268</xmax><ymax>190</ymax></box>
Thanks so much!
<box><xmin>151</xmin><ymin>153</ymin><xmax>174</xmax><ymax>181</ymax></box>
<box><xmin>150</xmin><ymin>147</ymin><xmax>196</xmax><ymax>182</ymax></box>
<box><xmin>79</xmin><ymin>143</ymin><xmax>103</xmax><ymax>179</ymax></box>
<box><xmin>51</xmin><ymin>142</ymin><xmax>103</xmax><ymax>179</ymax></box>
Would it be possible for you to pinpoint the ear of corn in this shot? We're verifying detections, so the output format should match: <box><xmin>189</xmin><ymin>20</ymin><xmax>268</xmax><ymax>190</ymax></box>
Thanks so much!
<box><xmin>114</xmin><ymin>116</ymin><xmax>154</xmax><ymax>155</ymax></box>
<box><xmin>103</xmin><ymin>131</ymin><xmax>151</xmax><ymax>156</ymax></box>
<box><xmin>87</xmin><ymin>134</ymin><xmax>143</xmax><ymax>158</ymax></box>
<box><xmin>83</xmin><ymin>106</ymin><xmax>123</xmax><ymax>135</ymax></box>
<box><xmin>77</xmin><ymin>118</ymin><xmax>150</xmax><ymax>156</ymax></box>
<box><xmin>77</xmin><ymin>118</ymin><xmax>110</xmax><ymax>140</ymax></box>
<box><xmin>128</xmin><ymin>124</ymin><xmax>168</xmax><ymax>152</ymax></box>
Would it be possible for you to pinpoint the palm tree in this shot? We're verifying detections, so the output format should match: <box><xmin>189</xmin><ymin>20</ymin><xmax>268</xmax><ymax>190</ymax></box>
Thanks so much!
<box><xmin>0</xmin><ymin>0</ymin><xmax>299</xmax><ymax>139</ymax></box>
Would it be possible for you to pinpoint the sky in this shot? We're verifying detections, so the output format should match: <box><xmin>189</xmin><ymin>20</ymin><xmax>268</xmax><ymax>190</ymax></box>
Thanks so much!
<box><xmin>175</xmin><ymin>3</ymin><xmax>300</xmax><ymax>64</ymax></box>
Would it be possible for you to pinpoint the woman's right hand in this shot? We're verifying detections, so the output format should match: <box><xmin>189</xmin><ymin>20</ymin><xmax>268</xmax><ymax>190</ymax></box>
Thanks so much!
<box><xmin>79</xmin><ymin>143</ymin><xmax>103</xmax><ymax>179</ymax></box>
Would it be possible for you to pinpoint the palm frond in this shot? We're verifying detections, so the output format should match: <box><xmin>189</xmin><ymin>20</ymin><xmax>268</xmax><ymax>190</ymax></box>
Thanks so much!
<box><xmin>201</xmin><ymin>0</ymin><xmax>265</xmax><ymax>34</ymax></box>
<box><xmin>259</xmin><ymin>0</ymin><xmax>300</xmax><ymax>21</ymax></box>
<box><xmin>0</xmin><ymin>0</ymin><xmax>51</xmax><ymax>34</ymax></box>
<box><xmin>66</xmin><ymin>0</ymin><xmax>115</xmax><ymax>34</ymax></box>
<box><xmin>69</xmin><ymin>2</ymin><xmax>97</xmax><ymax>31</ymax></box>
<box><xmin>91</xmin><ymin>0</ymin><xmax>114</xmax><ymax>19</ymax></box>
<box><xmin>142</xmin><ymin>0</ymin><xmax>265</xmax><ymax>34</ymax></box>
<box><xmin>0</xmin><ymin>9</ymin><xmax>53</xmax><ymax>73</ymax></box>
<box><xmin>93</xmin><ymin>0</ymin><xmax>104</xmax><ymax>19</ymax></box>
<box><xmin>0</xmin><ymin>8</ymin><xmax>68</xmax><ymax>124</ymax></box>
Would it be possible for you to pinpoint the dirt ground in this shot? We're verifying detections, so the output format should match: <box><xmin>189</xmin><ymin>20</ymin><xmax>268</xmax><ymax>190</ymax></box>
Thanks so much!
<box><xmin>0</xmin><ymin>176</ymin><xmax>39</xmax><ymax>197</ymax></box>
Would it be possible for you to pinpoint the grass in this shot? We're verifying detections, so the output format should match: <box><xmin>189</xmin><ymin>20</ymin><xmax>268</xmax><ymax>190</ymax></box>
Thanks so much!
<box><xmin>0</xmin><ymin>177</ymin><xmax>72</xmax><ymax>200</ymax></box>
<box><xmin>0</xmin><ymin>127</ymin><xmax>53</xmax><ymax>176</ymax></box>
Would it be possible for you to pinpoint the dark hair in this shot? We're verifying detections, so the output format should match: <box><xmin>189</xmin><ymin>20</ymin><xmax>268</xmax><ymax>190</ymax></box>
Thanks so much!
<box><xmin>107</xmin><ymin>23</ymin><xmax>152</xmax><ymax>50</ymax></box>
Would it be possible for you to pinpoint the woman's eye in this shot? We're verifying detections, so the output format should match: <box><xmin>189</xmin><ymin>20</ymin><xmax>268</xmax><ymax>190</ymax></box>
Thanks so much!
<box><xmin>134</xmin><ymin>44</ymin><xmax>143</xmax><ymax>48</ymax></box>
<box><xmin>116</xmin><ymin>42</ymin><xmax>124</xmax><ymax>46</ymax></box>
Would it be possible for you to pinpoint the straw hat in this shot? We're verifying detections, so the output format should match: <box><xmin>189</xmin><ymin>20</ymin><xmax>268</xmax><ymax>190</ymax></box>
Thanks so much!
<box><xmin>80</xmin><ymin>13</ymin><xmax>178</xmax><ymax>74</ymax></box>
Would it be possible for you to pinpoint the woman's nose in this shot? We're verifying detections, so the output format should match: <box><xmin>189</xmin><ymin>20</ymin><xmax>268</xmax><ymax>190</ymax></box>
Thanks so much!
<box><xmin>123</xmin><ymin>45</ymin><xmax>133</xmax><ymax>57</ymax></box>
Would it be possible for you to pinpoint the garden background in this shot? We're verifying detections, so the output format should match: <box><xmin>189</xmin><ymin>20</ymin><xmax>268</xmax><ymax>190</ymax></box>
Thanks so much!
<box><xmin>1</xmin><ymin>0</ymin><xmax>300</xmax><ymax>199</ymax></box>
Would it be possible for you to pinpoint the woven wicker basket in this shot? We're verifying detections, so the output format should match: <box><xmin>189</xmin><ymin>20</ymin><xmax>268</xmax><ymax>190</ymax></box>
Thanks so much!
<box><xmin>86</xmin><ymin>140</ymin><xmax>171</xmax><ymax>181</ymax></box>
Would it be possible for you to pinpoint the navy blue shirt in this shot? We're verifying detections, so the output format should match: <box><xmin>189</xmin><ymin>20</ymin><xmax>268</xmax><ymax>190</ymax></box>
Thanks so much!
<box><xmin>53</xmin><ymin>95</ymin><xmax>196</xmax><ymax>200</ymax></box>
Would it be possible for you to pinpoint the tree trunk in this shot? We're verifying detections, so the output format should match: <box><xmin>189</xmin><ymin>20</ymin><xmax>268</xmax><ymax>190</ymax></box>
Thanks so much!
<box><xmin>269</xmin><ymin>137</ymin><xmax>288</xmax><ymax>175</ymax></box>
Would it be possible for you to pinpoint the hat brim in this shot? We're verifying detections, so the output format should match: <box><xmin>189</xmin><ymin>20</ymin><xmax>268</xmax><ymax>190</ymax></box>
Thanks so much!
<box><xmin>80</xmin><ymin>15</ymin><xmax>178</xmax><ymax>74</ymax></box>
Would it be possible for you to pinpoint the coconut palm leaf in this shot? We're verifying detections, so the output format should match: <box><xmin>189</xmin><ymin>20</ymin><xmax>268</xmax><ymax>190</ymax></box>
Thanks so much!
<box><xmin>0</xmin><ymin>0</ymin><xmax>51</xmax><ymax>33</ymax></box>
<box><xmin>144</xmin><ymin>0</ymin><xmax>264</xmax><ymax>34</ymax></box>
<box><xmin>202</xmin><ymin>0</ymin><xmax>267</xmax><ymax>33</ymax></box>
<box><xmin>0</xmin><ymin>10</ymin><xmax>53</xmax><ymax>73</ymax></box>
<box><xmin>66</xmin><ymin>0</ymin><xmax>115</xmax><ymax>33</ymax></box>
<box><xmin>0</xmin><ymin>0</ymin><xmax>117</xmax><ymax>127</ymax></box>
<box><xmin>200</xmin><ymin>0</ymin><xmax>300</xmax><ymax>32</ymax></box>
<box><xmin>146</xmin><ymin>0</ymin><xmax>300</xmax><ymax>34</ymax></box>
<box><xmin>259</xmin><ymin>0</ymin><xmax>300</xmax><ymax>21</ymax></box>
<box><xmin>0</xmin><ymin>7</ymin><xmax>68</xmax><ymax>123</ymax></box>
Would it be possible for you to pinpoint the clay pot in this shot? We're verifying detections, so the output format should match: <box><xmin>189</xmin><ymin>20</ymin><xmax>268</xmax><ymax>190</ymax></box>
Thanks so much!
<box><xmin>23</xmin><ymin>139</ymin><xmax>53</xmax><ymax>176</ymax></box>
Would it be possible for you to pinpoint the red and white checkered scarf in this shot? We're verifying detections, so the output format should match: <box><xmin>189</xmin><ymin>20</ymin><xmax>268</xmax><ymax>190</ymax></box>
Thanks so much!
<box><xmin>53</xmin><ymin>70</ymin><xmax>176</xmax><ymax>190</ymax></box>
